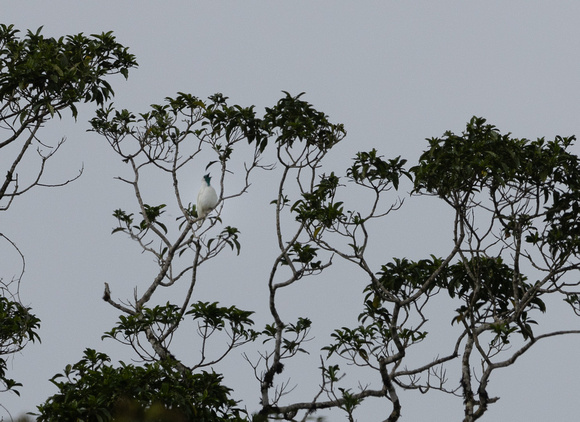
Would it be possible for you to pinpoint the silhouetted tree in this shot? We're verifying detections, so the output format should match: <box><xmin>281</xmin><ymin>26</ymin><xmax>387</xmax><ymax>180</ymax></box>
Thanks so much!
<box><xmin>0</xmin><ymin>24</ymin><xmax>136</xmax><ymax>415</ymax></box>
<box><xmin>38</xmin><ymin>88</ymin><xmax>580</xmax><ymax>421</ymax></box>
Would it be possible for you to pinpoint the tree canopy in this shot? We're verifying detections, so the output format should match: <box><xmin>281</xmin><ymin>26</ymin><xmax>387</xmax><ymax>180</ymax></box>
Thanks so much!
<box><xmin>0</xmin><ymin>23</ymin><xmax>136</xmax><ymax>408</ymax></box>
<box><xmin>39</xmin><ymin>95</ymin><xmax>580</xmax><ymax>421</ymax></box>
<box><xmin>2</xmin><ymin>25</ymin><xmax>580</xmax><ymax>422</ymax></box>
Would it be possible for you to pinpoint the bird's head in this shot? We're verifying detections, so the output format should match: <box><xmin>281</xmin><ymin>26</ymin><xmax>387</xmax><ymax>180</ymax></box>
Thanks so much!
<box><xmin>203</xmin><ymin>174</ymin><xmax>211</xmax><ymax>185</ymax></box>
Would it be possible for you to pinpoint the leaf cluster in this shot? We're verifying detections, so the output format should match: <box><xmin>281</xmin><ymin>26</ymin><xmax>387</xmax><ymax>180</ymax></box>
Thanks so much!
<box><xmin>112</xmin><ymin>204</ymin><xmax>168</xmax><ymax>236</ymax></box>
<box><xmin>36</xmin><ymin>348</ymin><xmax>246</xmax><ymax>422</ymax></box>
<box><xmin>104</xmin><ymin>301</ymin><xmax>257</xmax><ymax>345</ymax></box>
<box><xmin>201</xmin><ymin>91</ymin><xmax>346</xmax><ymax>155</ymax></box>
<box><xmin>292</xmin><ymin>172</ymin><xmax>344</xmax><ymax>229</ymax></box>
<box><xmin>203</xmin><ymin>93</ymin><xmax>267</xmax><ymax>153</ymax></box>
<box><xmin>413</xmin><ymin>116</ymin><xmax>580</xmax><ymax>258</ymax></box>
<box><xmin>262</xmin><ymin>92</ymin><xmax>345</xmax><ymax>151</ymax></box>
<box><xmin>187</xmin><ymin>301</ymin><xmax>258</xmax><ymax>342</ymax></box>
<box><xmin>279</xmin><ymin>242</ymin><xmax>321</xmax><ymax>270</ymax></box>
<box><xmin>374</xmin><ymin>256</ymin><xmax>445</xmax><ymax>297</ymax></box>
<box><xmin>0</xmin><ymin>294</ymin><xmax>40</xmax><ymax>395</ymax></box>
<box><xmin>0</xmin><ymin>24</ymin><xmax>137</xmax><ymax>120</ymax></box>
<box><xmin>262</xmin><ymin>317</ymin><xmax>312</xmax><ymax>357</ymax></box>
<box><xmin>348</xmin><ymin>149</ymin><xmax>409</xmax><ymax>190</ymax></box>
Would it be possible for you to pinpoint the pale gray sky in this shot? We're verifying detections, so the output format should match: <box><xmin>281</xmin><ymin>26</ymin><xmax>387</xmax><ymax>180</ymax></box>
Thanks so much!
<box><xmin>2</xmin><ymin>2</ymin><xmax>580</xmax><ymax>421</ymax></box>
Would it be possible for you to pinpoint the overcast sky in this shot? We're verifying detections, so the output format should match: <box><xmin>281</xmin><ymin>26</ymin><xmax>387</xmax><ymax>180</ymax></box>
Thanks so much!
<box><xmin>3</xmin><ymin>2</ymin><xmax>580</xmax><ymax>421</ymax></box>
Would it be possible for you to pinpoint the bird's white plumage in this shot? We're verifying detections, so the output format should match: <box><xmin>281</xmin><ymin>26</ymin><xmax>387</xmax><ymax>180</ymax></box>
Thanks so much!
<box><xmin>197</xmin><ymin>175</ymin><xmax>218</xmax><ymax>218</ymax></box>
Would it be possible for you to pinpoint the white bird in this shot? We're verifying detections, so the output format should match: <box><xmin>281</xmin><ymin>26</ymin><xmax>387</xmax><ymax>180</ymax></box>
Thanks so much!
<box><xmin>197</xmin><ymin>173</ymin><xmax>218</xmax><ymax>218</ymax></box>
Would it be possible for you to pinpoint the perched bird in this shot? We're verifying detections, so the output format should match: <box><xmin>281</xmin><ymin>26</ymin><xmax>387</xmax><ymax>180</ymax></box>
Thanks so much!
<box><xmin>197</xmin><ymin>174</ymin><xmax>218</xmax><ymax>218</ymax></box>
